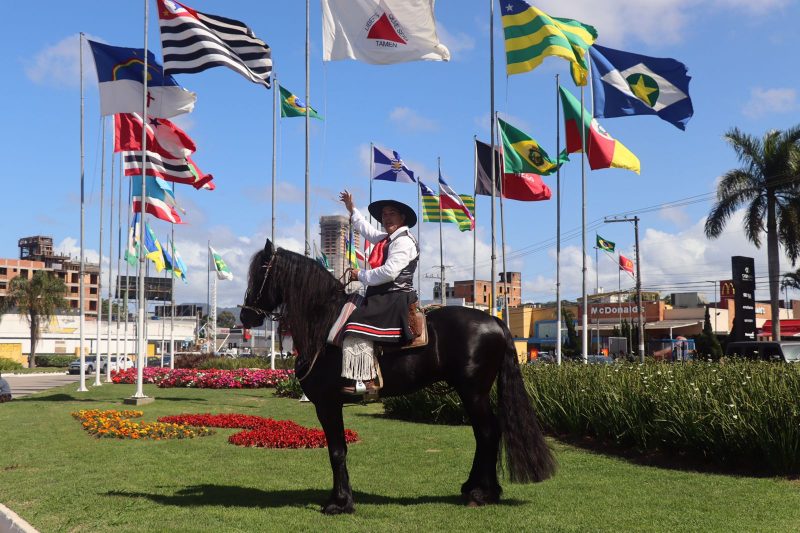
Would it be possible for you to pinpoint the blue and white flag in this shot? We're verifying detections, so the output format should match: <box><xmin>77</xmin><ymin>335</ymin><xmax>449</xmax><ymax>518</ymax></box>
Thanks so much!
<box><xmin>589</xmin><ymin>44</ymin><xmax>693</xmax><ymax>130</ymax></box>
<box><xmin>371</xmin><ymin>145</ymin><xmax>416</xmax><ymax>183</ymax></box>
<box><xmin>88</xmin><ymin>40</ymin><xmax>196</xmax><ymax>118</ymax></box>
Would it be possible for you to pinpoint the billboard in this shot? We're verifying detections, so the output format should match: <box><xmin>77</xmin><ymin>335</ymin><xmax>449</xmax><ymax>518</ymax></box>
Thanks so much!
<box><xmin>731</xmin><ymin>257</ymin><xmax>756</xmax><ymax>341</ymax></box>
<box><xmin>116</xmin><ymin>275</ymin><xmax>173</xmax><ymax>301</ymax></box>
<box><xmin>719</xmin><ymin>279</ymin><xmax>735</xmax><ymax>306</ymax></box>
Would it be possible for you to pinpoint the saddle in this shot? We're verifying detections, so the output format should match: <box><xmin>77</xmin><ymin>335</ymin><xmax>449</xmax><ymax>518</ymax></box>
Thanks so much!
<box><xmin>404</xmin><ymin>304</ymin><xmax>428</xmax><ymax>349</ymax></box>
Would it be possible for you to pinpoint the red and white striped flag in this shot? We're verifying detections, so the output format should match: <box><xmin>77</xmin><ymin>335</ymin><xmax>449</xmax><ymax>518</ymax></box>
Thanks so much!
<box><xmin>438</xmin><ymin>173</ymin><xmax>474</xmax><ymax>230</ymax></box>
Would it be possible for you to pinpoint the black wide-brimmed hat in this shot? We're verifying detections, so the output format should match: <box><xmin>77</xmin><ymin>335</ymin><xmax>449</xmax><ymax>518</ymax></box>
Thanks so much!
<box><xmin>368</xmin><ymin>199</ymin><xmax>417</xmax><ymax>229</ymax></box>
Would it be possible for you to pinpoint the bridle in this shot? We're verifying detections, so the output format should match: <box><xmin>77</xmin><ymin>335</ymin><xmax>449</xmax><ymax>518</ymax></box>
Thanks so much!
<box><xmin>239</xmin><ymin>251</ymin><xmax>282</xmax><ymax>322</ymax></box>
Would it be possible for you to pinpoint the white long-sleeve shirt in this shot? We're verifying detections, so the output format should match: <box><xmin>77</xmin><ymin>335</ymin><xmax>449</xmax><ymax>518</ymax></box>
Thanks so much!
<box><xmin>351</xmin><ymin>208</ymin><xmax>418</xmax><ymax>287</ymax></box>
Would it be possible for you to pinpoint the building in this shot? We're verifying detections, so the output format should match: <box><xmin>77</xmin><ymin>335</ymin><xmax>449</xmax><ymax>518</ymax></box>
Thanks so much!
<box><xmin>0</xmin><ymin>236</ymin><xmax>100</xmax><ymax>317</ymax></box>
<box><xmin>452</xmin><ymin>272</ymin><xmax>522</xmax><ymax>308</ymax></box>
<box><xmin>319</xmin><ymin>215</ymin><xmax>361</xmax><ymax>280</ymax></box>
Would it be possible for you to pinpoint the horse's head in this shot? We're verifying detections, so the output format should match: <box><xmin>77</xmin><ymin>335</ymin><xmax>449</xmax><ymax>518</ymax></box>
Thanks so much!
<box><xmin>240</xmin><ymin>239</ymin><xmax>281</xmax><ymax>328</ymax></box>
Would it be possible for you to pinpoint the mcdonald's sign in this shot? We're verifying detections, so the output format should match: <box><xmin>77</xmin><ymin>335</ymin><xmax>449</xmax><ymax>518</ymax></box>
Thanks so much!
<box><xmin>720</xmin><ymin>279</ymin><xmax>735</xmax><ymax>305</ymax></box>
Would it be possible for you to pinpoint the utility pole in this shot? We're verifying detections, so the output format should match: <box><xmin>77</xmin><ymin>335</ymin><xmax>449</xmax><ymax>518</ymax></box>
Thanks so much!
<box><xmin>426</xmin><ymin>267</ymin><xmax>452</xmax><ymax>305</ymax></box>
<box><xmin>604</xmin><ymin>216</ymin><xmax>645</xmax><ymax>362</ymax></box>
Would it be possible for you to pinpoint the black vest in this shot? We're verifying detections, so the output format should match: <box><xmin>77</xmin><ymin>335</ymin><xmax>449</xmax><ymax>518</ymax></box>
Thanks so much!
<box><xmin>366</xmin><ymin>230</ymin><xmax>419</xmax><ymax>297</ymax></box>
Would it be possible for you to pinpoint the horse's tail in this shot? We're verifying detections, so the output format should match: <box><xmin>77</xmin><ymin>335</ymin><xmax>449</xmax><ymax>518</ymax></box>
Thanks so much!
<box><xmin>496</xmin><ymin>322</ymin><xmax>557</xmax><ymax>483</ymax></box>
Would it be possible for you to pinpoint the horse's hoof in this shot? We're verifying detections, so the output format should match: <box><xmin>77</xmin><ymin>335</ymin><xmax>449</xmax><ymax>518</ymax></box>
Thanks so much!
<box><xmin>462</xmin><ymin>487</ymin><xmax>500</xmax><ymax>507</ymax></box>
<box><xmin>321</xmin><ymin>501</ymin><xmax>354</xmax><ymax>515</ymax></box>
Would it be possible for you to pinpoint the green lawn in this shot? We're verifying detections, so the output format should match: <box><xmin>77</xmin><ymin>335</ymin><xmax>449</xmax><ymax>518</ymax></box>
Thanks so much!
<box><xmin>1</xmin><ymin>383</ymin><xmax>799</xmax><ymax>532</ymax></box>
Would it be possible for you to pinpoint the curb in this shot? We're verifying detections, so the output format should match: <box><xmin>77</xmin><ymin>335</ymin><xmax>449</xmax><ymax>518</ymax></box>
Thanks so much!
<box><xmin>0</xmin><ymin>504</ymin><xmax>38</xmax><ymax>533</ymax></box>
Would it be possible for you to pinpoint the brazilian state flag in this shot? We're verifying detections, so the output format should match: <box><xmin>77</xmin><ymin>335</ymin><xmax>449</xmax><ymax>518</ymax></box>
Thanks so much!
<box><xmin>498</xmin><ymin>118</ymin><xmax>567</xmax><ymax>176</ymax></box>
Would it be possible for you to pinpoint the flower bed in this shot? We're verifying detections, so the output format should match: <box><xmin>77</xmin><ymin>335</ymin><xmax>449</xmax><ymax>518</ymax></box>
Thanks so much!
<box><xmin>111</xmin><ymin>368</ymin><xmax>293</xmax><ymax>388</ymax></box>
<box><xmin>158</xmin><ymin>413</ymin><xmax>359</xmax><ymax>449</ymax></box>
<box><xmin>71</xmin><ymin>409</ymin><xmax>214</xmax><ymax>440</ymax></box>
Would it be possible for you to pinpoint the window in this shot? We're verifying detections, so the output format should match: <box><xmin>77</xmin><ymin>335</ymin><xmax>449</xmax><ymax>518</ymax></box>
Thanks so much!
<box><xmin>20</xmin><ymin>269</ymin><xmax>29</xmax><ymax>278</ymax></box>
<box><xmin>90</xmin><ymin>287</ymin><xmax>97</xmax><ymax>295</ymax></box>
<box><xmin>0</xmin><ymin>267</ymin><xmax>6</xmax><ymax>275</ymax></box>
<box><xmin>71</xmin><ymin>287</ymin><xmax>78</xmax><ymax>294</ymax></box>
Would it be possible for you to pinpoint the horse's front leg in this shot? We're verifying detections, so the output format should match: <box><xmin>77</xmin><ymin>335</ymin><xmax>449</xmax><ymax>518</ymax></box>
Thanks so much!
<box><xmin>315</xmin><ymin>401</ymin><xmax>354</xmax><ymax>514</ymax></box>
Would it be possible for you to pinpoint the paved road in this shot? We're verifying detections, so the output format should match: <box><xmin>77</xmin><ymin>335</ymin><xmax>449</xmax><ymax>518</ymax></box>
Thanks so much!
<box><xmin>4</xmin><ymin>373</ymin><xmax>82</xmax><ymax>399</ymax></box>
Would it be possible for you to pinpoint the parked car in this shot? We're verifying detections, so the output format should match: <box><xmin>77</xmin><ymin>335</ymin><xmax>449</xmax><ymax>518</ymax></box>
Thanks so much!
<box><xmin>725</xmin><ymin>341</ymin><xmax>800</xmax><ymax>363</ymax></box>
<box><xmin>103</xmin><ymin>356</ymin><xmax>135</xmax><ymax>373</ymax></box>
<box><xmin>146</xmin><ymin>356</ymin><xmax>173</xmax><ymax>368</ymax></box>
<box><xmin>68</xmin><ymin>357</ymin><xmax>98</xmax><ymax>375</ymax></box>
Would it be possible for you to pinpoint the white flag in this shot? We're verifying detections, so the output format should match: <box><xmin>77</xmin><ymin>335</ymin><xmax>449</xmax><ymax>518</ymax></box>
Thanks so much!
<box><xmin>322</xmin><ymin>0</ymin><xmax>450</xmax><ymax>64</ymax></box>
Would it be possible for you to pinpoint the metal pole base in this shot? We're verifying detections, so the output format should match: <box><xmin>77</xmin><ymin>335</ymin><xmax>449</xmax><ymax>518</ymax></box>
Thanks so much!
<box><xmin>123</xmin><ymin>396</ymin><xmax>155</xmax><ymax>406</ymax></box>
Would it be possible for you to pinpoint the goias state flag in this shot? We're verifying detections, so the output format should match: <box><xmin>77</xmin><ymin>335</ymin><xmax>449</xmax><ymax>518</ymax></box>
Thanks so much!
<box><xmin>559</xmin><ymin>86</ymin><xmax>641</xmax><ymax>174</ymax></box>
<box><xmin>322</xmin><ymin>0</ymin><xmax>450</xmax><ymax>64</ymax></box>
<box><xmin>619</xmin><ymin>254</ymin><xmax>634</xmax><ymax>274</ymax></box>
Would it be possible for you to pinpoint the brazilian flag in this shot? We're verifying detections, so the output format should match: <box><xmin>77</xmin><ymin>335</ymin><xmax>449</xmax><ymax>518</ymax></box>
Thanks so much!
<box><xmin>596</xmin><ymin>234</ymin><xmax>615</xmax><ymax>252</ymax></box>
<box><xmin>279</xmin><ymin>85</ymin><xmax>322</xmax><ymax>119</ymax></box>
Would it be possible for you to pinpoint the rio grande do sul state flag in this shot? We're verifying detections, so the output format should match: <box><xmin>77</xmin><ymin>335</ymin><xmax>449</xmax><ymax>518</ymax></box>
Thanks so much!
<box><xmin>322</xmin><ymin>0</ymin><xmax>450</xmax><ymax>64</ymax></box>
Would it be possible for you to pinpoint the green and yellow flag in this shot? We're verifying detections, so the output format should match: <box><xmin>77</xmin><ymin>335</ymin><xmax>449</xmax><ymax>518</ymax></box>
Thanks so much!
<box><xmin>498</xmin><ymin>118</ymin><xmax>566</xmax><ymax>176</ymax></box>
<box><xmin>279</xmin><ymin>85</ymin><xmax>322</xmax><ymax>119</ymax></box>
<box><xmin>501</xmin><ymin>0</ymin><xmax>597</xmax><ymax>86</ymax></box>
<box><xmin>596</xmin><ymin>234</ymin><xmax>615</xmax><ymax>252</ymax></box>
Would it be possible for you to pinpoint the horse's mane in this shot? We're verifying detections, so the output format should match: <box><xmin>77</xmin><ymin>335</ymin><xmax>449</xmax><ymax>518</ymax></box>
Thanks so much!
<box><xmin>248</xmin><ymin>247</ymin><xmax>346</xmax><ymax>366</ymax></box>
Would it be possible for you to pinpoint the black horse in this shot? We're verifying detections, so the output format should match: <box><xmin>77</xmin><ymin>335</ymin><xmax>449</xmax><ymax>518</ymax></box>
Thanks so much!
<box><xmin>240</xmin><ymin>240</ymin><xmax>555</xmax><ymax>514</ymax></box>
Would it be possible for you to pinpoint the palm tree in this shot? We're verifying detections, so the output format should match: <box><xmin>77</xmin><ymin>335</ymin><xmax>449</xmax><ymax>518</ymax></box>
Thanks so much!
<box><xmin>0</xmin><ymin>271</ymin><xmax>67</xmax><ymax>368</ymax></box>
<box><xmin>705</xmin><ymin>126</ymin><xmax>800</xmax><ymax>341</ymax></box>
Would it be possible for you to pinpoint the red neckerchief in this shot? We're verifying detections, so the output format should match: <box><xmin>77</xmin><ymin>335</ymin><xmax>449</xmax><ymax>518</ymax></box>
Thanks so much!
<box><xmin>368</xmin><ymin>237</ymin><xmax>390</xmax><ymax>269</ymax></box>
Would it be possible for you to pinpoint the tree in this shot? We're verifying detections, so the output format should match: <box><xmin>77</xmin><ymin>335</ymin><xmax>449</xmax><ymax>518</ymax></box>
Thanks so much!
<box><xmin>704</xmin><ymin>126</ymin><xmax>800</xmax><ymax>342</ymax></box>
<box><xmin>694</xmin><ymin>306</ymin><xmax>723</xmax><ymax>360</ymax></box>
<box><xmin>0</xmin><ymin>271</ymin><xmax>67</xmax><ymax>368</ymax></box>
<box><xmin>561</xmin><ymin>307</ymin><xmax>578</xmax><ymax>356</ymax></box>
<box><xmin>217</xmin><ymin>311</ymin><xmax>236</xmax><ymax>329</ymax></box>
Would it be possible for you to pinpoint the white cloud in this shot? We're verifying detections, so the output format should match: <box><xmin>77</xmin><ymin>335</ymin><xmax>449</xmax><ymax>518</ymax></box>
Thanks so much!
<box><xmin>742</xmin><ymin>88</ymin><xmax>799</xmax><ymax>118</ymax></box>
<box><xmin>436</xmin><ymin>22</ymin><xmax>475</xmax><ymax>57</ymax></box>
<box><xmin>531</xmin><ymin>0</ymin><xmax>788</xmax><ymax>46</ymax></box>
<box><xmin>657</xmin><ymin>206</ymin><xmax>691</xmax><ymax>227</ymax></box>
<box><xmin>389</xmin><ymin>107</ymin><xmax>438</xmax><ymax>132</ymax></box>
<box><xmin>25</xmin><ymin>34</ymin><xmax>101</xmax><ymax>88</ymax></box>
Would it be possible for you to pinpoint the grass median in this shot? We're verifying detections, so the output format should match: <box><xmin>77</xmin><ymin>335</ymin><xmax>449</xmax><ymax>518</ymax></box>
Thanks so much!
<box><xmin>1</xmin><ymin>381</ymin><xmax>799</xmax><ymax>532</ymax></box>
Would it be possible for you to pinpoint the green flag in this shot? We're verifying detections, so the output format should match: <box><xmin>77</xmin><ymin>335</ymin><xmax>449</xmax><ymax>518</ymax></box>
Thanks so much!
<box><xmin>498</xmin><ymin>118</ymin><xmax>567</xmax><ymax>176</ymax></box>
<box><xmin>209</xmin><ymin>245</ymin><xmax>233</xmax><ymax>281</ymax></box>
<box><xmin>596</xmin><ymin>234</ymin><xmax>615</xmax><ymax>252</ymax></box>
<box><xmin>279</xmin><ymin>85</ymin><xmax>322</xmax><ymax>119</ymax></box>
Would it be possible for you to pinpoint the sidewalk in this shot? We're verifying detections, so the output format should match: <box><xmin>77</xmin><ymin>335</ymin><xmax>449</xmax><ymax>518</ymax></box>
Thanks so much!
<box><xmin>3</xmin><ymin>373</ymin><xmax>80</xmax><ymax>399</ymax></box>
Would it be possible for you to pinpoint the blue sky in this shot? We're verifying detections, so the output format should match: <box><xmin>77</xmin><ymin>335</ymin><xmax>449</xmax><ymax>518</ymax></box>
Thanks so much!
<box><xmin>3</xmin><ymin>0</ymin><xmax>800</xmax><ymax>308</ymax></box>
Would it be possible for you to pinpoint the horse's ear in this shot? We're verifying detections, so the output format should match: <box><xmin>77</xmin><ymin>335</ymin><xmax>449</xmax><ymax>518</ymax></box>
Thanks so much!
<box><xmin>264</xmin><ymin>239</ymin><xmax>274</xmax><ymax>257</ymax></box>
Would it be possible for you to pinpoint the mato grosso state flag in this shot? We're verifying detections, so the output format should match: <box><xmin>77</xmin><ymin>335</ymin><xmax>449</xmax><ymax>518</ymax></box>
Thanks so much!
<box><xmin>559</xmin><ymin>86</ymin><xmax>641</xmax><ymax>174</ymax></box>
<box><xmin>279</xmin><ymin>85</ymin><xmax>322</xmax><ymax>119</ymax></box>
<box><xmin>501</xmin><ymin>0</ymin><xmax>597</xmax><ymax>85</ymax></box>
<box><xmin>322</xmin><ymin>0</ymin><xmax>450</xmax><ymax>64</ymax></box>
<box><xmin>209</xmin><ymin>245</ymin><xmax>233</xmax><ymax>280</ymax></box>
<box><xmin>589</xmin><ymin>44</ymin><xmax>693</xmax><ymax>130</ymax></box>
<box><xmin>596</xmin><ymin>234</ymin><xmax>615</xmax><ymax>252</ymax></box>
<box><xmin>157</xmin><ymin>0</ymin><xmax>272</xmax><ymax>88</ymax></box>
<box><xmin>498</xmin><ymin>118</ymin><xmax>566</xmax><ymax>176</ymax></box>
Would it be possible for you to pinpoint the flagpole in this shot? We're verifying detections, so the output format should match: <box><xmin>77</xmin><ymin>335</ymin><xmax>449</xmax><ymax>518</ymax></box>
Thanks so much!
<box><xmin>489</xmin><ymin>0</ymin><xmax>497</xmax><ymax>319</ymax></box>
<box><xmin>368</xmin><ymin>141</ymin><xmax>374</xmax><ymax>272</ymax></box>
<box><xmin>206</xmin><ymin>240</ymin><xmax>210</xmax><ymax>351</ymax></box>
<box><xmin>272</xmin><ymin>74</ymin><xmax>278</xmax><ymax>244</ymax></box>
<box><xmin>304</xmin><ymin>0</ymin><xmax>311</xmax><ymax>257</ymax></box>
<box><xmin>93</xmin><ymin>116</ymin><xmax>106</xmax><ymax>387</ymax></box>
<box><xmin>618</xmin><ymin>262</ymin><xmax>622</xmax><ymax>348</ymax></box>
<box><xmin>472</xmin><ymin>135</ymin><xmax>477</xmax><ymax>310</ymax></box>
<box><xmin>123</xmin><ymin>171</ymin><xmax>131</xmax><ymax>365</ymax></box>
<box><xmin>580</xmin><ymin>83</ymin><xmax>588</xmax><ymax>364</ymax></box>
<box><xmin>212</xmin><ymin>265</ymin><xmax>217</xmax><ymax>354</ymax></box>
<box><xmin>417</xmin><ymin>181</ymin><xmax>421</xmax><ymax>296</ymax></box>
<box><xmin>75</xmin><ymin>33</ymin><xmax>90</xmax><ymax>391</ymax></box>
<box><xmin>129</xmin><ymin>0</ymin><xmax>151</xmax><ymax>402</ymax></box>
<box><xmin>161</xmin><ymin>267</ymin><xmax>166</xmax><ymax>365</ymax></box>
<box><xmin>595</xmin><ymin>245</ymin><xmax>599</xmax><ymax>354</ymax></box>
<box><xmin>170</xmin><ymin>226</ymin><xmax>175</xmax><ymax>369</ymax></box>
<box><xmin>496</xmin><ymin>112</ymin><xmax>509</xmax><ymax>323</ymax></box>
<box><xmin>438</xmin><ymin>158</ymin><xmax>445</xmax><ymax>307</ymax></box>
<box><xmin>105</xmin><ymin>127</ymin><xmax>116</xmax><ymax>382</ymax></box>
<box><xmin>555</xmin><ymin>74</ymin><xmax>562</xmax><ymax>365</ymax></box>
<box><xmin>114</xmin><ymin>152</ymin><xmax>122</xmax><ymax>371</ymax></box>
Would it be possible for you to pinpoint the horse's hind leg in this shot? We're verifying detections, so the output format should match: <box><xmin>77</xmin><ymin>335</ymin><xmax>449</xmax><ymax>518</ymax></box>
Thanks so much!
<box><xmin>315</xmin><ymin>402</ymin><xmax>355</xmax><ymax>514</ymax></box>
<box><xmin>458</xmin><ymin>391</ymin><xmax>502</xmax><ymax>506</ymax></box>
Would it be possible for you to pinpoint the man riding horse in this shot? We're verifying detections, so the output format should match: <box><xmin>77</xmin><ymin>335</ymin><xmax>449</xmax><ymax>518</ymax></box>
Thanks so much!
<box><xmin>338</xmin><ymin>190</ymin><xmax>419</xmax><ymax>396</ymax></box>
